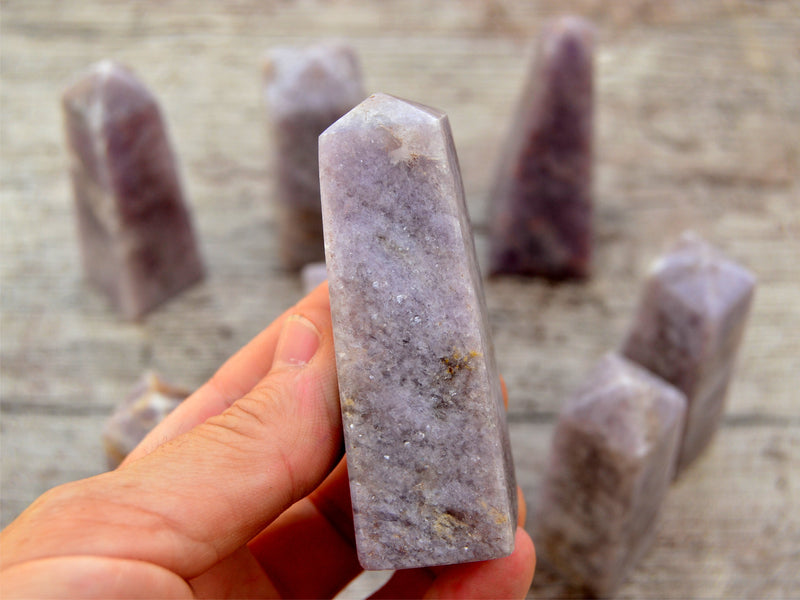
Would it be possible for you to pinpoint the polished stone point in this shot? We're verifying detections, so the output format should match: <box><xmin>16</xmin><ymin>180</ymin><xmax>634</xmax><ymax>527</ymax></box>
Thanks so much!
<box><xmin>300</xmin><ymin>261</ymin><xmax>328</xmax><ymax>295</ymax></box>
<box><xmin>263</xmin><ymin>42</ymin><xmax>364</xmax><ymax>270</ymax></box>
<box><xmin>62</xmin><ymin>60</ymin><xmax>204</xmax><ymax>319</ymax></box>
<box><xmin>535</xmin><ymin>353</ymin><xmax>687</xmax><ymax>597</ymax></box>
<box><xmin>320</xmin><ymin>93</ymin><xmax>518</xmax><ymax>570</ymax></box>
<box><xmin>488</xmin><ymin>16</ymin><xmax>595</xmax><ymax>280</ymax></box>
<box><xmin>103</xmin><ymin>371</ymin><xmax>187</xmax><ymax>468</ymax></box>
<box><xmin>622</xmin><ymin>231</ymin><xmax>756</xmax><ymax>474</ymax></box>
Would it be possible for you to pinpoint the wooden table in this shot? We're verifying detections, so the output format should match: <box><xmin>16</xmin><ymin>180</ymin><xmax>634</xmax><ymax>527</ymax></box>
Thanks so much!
<box><xmin>2</xmin><ymin>1</ymin><xmax>798</xmax><ymax>597</ymax></box>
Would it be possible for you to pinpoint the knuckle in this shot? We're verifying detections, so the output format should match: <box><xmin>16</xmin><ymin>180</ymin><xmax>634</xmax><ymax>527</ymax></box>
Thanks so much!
<box><xmin>202</xmin><ymin>376</ymin><xmax>298</xmax><ymax>446</ymax></box>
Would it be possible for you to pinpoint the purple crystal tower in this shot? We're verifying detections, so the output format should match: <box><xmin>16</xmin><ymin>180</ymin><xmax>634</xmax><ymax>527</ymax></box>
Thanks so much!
<box><xmin>320</xmin><ymin>93</ymin><xmax>517</xmax><ymax>570</ymax></box>
<box><xmin>535</xmin><ymin>353</ymin><xmax>687</xmax><ymax>596</ymax></box>
<box><xmin>488</xmin><ymin>16</ymin><xmax>594</xmax><ymax>280</ymax></box>
<box><xmin>103</xmin><ymin>372</ymin><xmax>187</xmax><ymax>468</ymax></box>
<box><xmin>622</xmin><ymin>232</ymin><xmax>756</xmax><ymax>473</ymax></box>
<box><xmin>263</xmin><ymin>42</ymin><xmax>364</xmax><ymax>270</ymax></box>
<box><xmin>62</xmin><ymin>61</ymin><xmax>204</xmax><ymax>319</ymax></box>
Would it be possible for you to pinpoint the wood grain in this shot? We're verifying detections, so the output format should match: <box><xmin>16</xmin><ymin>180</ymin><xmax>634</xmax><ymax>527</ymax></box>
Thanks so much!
<box><xmin>1</xmin><ymin>1</ymin><xmax>798</xmax><ymax>597</ymax></box>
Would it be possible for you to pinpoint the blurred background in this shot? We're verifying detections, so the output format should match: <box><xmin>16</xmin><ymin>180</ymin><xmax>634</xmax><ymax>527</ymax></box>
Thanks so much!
<box><xmin>1</xmin><ymin>1</ymin><xmax>798</xmax><ymax>597</ymax></box>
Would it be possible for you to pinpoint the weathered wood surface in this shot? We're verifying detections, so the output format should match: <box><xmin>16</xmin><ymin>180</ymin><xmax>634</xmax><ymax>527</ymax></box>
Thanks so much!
<box><xmin>1</xmin><ymin>1</ymin><xmax>798</xmax><ymax>597</ymax></box>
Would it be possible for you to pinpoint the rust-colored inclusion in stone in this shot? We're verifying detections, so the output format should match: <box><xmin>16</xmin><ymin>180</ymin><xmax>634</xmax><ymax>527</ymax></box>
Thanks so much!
<box><xmin>535</xmin><ymin>353</ymin><xmax>687</xmax><ymax>597</ymax></box>
<box><xmin>622</xmin><ymin>231</ymin><xmax>756</xmax><ymax>474</ymax></box>
<box><xmin>263</xmin><ymin>42</ymin><xmax>364</xmax><ymax>271</ymax></box>
<box><xmin>488</xmin><ymin>16</ymin><xmax>594</xmax><ymax>280</ymax></box>
<box><xmin>62</xmin><ymin>61</ymin><xmax>203</xmax><ymax>319</ymax></box>
<box><xmin>320</xmin><ymin>93</ymin><xmax>517</xmax><ymax>570</ymax></box>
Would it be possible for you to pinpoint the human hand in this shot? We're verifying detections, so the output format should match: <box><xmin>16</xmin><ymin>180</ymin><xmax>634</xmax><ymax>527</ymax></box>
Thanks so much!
<box><xmin>0</xmin><ymin>284</ymin><xmax>535</xmax><ymax>598</ymax></box>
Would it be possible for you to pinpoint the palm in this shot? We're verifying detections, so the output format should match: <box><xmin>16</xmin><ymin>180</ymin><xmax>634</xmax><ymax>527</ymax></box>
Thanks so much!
<box><xmin>0</xmin><ymin>285</ymin><xmax>534</xmax><ymax>598</ymax></box>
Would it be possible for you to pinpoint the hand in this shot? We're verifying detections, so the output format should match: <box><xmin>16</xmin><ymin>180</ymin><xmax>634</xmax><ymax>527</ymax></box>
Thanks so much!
<box><xmin>0</xmin><ymin>284</ymin><xmax>535</xmax><ymax>598</ymax></box>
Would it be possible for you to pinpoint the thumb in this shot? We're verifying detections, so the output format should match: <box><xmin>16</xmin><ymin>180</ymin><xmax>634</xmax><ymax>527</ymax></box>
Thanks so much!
<box><xmin>2</xmin><ymin>306</ymin><xmax>342</xmax><ymax>580</ymax></box>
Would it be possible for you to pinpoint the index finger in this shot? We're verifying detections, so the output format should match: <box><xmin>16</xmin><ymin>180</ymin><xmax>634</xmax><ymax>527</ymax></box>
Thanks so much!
<box><xmin>123</xmin><ymin>282</ymin><xmax>331</xmax><ymax>465</ymax></box>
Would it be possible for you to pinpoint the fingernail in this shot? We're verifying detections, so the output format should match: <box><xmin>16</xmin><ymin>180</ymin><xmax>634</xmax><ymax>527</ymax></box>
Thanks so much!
<box><xmin>273</xmin><ymin>315</ymin><xmax>321</xmax><ymax>368</ymax></box>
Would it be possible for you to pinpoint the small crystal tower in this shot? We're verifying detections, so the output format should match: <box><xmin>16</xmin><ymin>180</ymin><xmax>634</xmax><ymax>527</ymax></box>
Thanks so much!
<box><xmin>535</xmin><ymin>353</ymin><xmax>687</xmax><ymax>596</ymax></box>
<box><xmin>622</xmin><ymin>232</ymin><xmax>756</xmax><ymax>473</ymax></box>
<box><xmin>62</xmin><ymin>60</ymin><xmax>204</xmax><ymax>319</ymax></box>
<box><xmin>263</xmin><ymin>42</ymin><xmax>364</xmax><ymax>270</ymax></box>
<box><xmin>103</xmin><ymin>372</ymin><xmax>187</xmax><ymax>468</ymax></box>
<box><xmin>488</xmin><ymin>17</ymin><xmax>595</xmax><ymax>280</ymax></box>
<box><xmin>320</xmin><ymin>93</ymin><xmax>517</xmax><ymax>570</ymax></box>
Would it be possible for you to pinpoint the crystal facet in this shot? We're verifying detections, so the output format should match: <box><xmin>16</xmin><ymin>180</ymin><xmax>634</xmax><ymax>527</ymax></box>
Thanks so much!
<box><xmin>103</xmin><ymin>372</ymin><xmax>187</xmax><ymax>468</ymax></box>
<box><xmin>320</xmin><ymin>93</ymin><xmax>518</xmax><ymax>570</ymax></box>
<box><xmin>263</xmin><ymin>42</ymin><xmax>364</xmax><ymax>270</ymax></box>
<box><xmin>622</xmin><ymin>231</ymin><xmax>756</xmax><ymax>473</ymax></box>
<box><xmin>488</xmin><ymin>16</ymin><xmax>594</xmax><ymax>280</ymax></box>
<box><xmin>535</xmin><ymin>353</ymin><xmax>687</xmax><ymax>596</ymax></box>
<box><xmin>62</xmin><ymin>60</ymin><xmax>204</xmax><ymax>319</ymax></box>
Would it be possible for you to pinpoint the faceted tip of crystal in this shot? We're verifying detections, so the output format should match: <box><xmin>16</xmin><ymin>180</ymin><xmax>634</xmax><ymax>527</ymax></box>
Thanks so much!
<box><xmin>568</xmin><ymin>353</ymin><xmax>687</xmax><ymax>457</ymax></box>
<box><xmin>647</xmin><ymin>231</ymin><xmax>756</xmax><ymax>319</ymax></box>
<box><xmin>542</xmin><ymin>15</ymin><xmax>595</xmax><ymax>60</ymax></box>
<box><xmin>550</xmin><ymin>15</ymin><xmax>596</xmax><ymax>41</ymax></box>
<box><xmin>85</xmin><ymin>60</ymin><xmax>144</xmax><ymax>91</ymax></box>
<box><xmin>372</xmin><ymin>92</ymin><xmax>445</xmax><ymax>121</ymax></box>
<box><xmin>64</xmin><ymin>60</ymin><xmax>140</xmax><ymax>96</ymax></box>
<box><xmin>323</xmin><ymin>92</ymin><xmax>445</xmax><ymax>135</ymax></box>
<box><xmin>263</xmin><ymin>42</ymin><xmax>364</xmax><ymax>114</ymax></box>
<box><xmin>674</xmin><ymin>229</ymin><xmax>709</xmax><ymax>254</ymax></box>
<box><xmin>662</xmin><ymin>231</ymin><xmax>721</xmax><ymax>271</ymax></box>
<box><xmin>647</xmin><ymin>230</ymin><xmax>709</xmax><ymax>276</ymax></box>
<box><xmin>93</xmin><ymin>59</ymin><xmax>120</xmax><ymax>79</ymax></box>
<box><xmin>62</xmin><ymin>59</ymin><xmax>154</xmax><ymax>127</ymax></box>
<box><xmin>321</xmin><ymin>92</ymin><xmax>451</xmax><ymax>167</ymax></box>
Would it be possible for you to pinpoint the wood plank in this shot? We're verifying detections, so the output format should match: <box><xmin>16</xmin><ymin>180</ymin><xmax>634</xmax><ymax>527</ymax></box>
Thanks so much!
<box><xmin>1</xmin><ymin>1</ymin><xmax>798</xmax><ymax>596</ymax></box>
<box><xmin>512</xmin><ymin>421</ymin><xmax>800</xmax><ymax>599</ymax></box>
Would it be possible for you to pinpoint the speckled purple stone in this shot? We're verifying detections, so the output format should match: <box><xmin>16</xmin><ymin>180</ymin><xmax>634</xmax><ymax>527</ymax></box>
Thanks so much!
<box><xmin>320</xmin><ymin>93</ymin><xmax>518</xmax><ymax>570</ymax></box>
<box><xmin>488</xmin><ymin>16</ymin><xmax>594</xmax><ymax>280</ymax></box>
<box><xmin>622</xmin><ymin>232</ymin><xmax>756</xmax><ymax>474</ymax></box>
<box><xmin>103</xmin><ymin>372</ymin><xmax>187</xmax><ymax>469</ymax></box>
<box><xmin>62</xmin><ymin>61</ymin><xmax>204</xmax><ymax>319</ymax></box>
<box><xmin>535</xmin><ymin>353</ymin><xmax>687</xmax><ymax>597</ymax></box>
<box><xmin>263</xmin><ymin>42</ymin><xmax>364</xmax><ymax>270</ymax></box>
